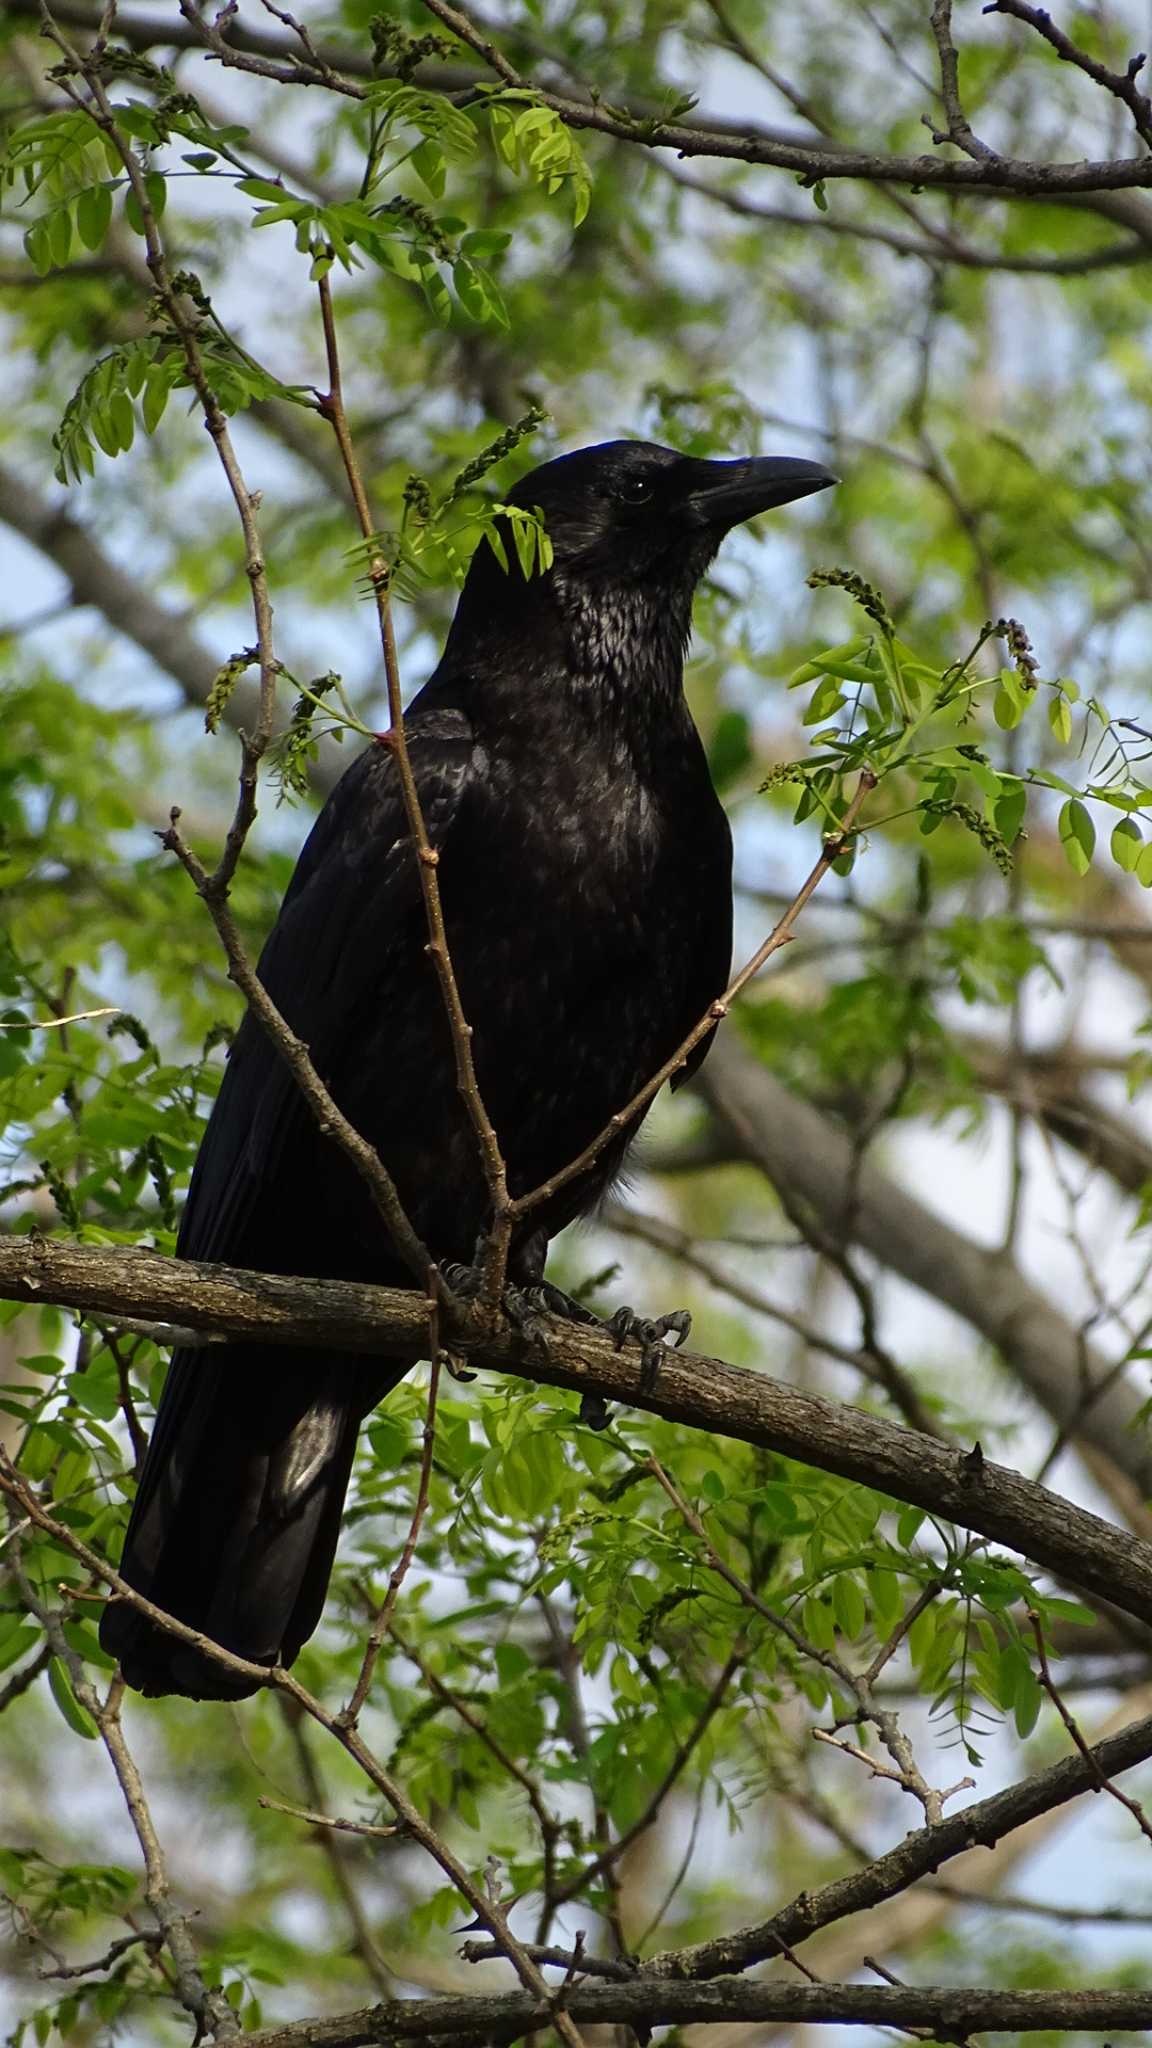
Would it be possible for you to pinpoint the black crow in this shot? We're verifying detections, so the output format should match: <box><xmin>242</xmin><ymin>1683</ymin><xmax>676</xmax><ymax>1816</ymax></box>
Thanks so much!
<box><xmin>100</xmin><ymin>438</ymin><xmax>835</xmax><ymax>1698</ymax></box>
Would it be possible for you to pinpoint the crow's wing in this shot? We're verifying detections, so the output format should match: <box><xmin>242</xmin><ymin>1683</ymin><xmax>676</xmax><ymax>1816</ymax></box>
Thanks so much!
<box><xmin>178</xmin><ymin>707</ymin><xmax>476</xmax><ymax>1271</ymax></box>
<box><xmin>101</xmin><ymin>712</ymin><xmax>477</xmax><ymax>1694</ymax></box>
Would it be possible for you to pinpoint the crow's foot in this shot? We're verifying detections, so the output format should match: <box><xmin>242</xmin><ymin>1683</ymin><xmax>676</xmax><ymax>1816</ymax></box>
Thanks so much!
<box><xmin>442</xmin><ymin>1260</ymin><xmax>690</xmax><ymax>1427</ymax></box>
<box><xmin>604</xmin><ymin>1304</ymin><xmax>692</xmax><ymax>1394</ymax></box>
<box><xmin>517</xmin><ymin>1284</ymin><xmax>691</xmax><ymax>1423</ymax></box>
<box><xmin>442</xmin><ymin>1260</ymin><xmax>567</xmax><ymax>1359</ymax></box>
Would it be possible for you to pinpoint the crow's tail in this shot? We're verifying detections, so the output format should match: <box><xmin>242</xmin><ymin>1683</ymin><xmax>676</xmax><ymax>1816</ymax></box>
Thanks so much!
<box><xmin>100</xmin><ymin>1346</ymin><xmax>401</xmax><ymax>1699</ymax></box>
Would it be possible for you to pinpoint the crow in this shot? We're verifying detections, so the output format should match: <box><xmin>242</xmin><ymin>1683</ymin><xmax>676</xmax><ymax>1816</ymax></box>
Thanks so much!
<box><xmin>100</xmin><ymin>438</ymin><xmax>835</xmax><ymax>1699</ymax></box>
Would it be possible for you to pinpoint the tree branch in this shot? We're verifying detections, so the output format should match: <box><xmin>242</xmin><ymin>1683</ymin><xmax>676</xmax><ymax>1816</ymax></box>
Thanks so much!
<box><xmin>4</xmin><ymin>1233</ymin><xmax>1152</xmax><ymax>1628</ymax></box>
<box><xmin>15</xmin><ymin>0</ymin><xmax>1152</xmax><ymax>196</ymax></box>
<box><xmin>986</xmin><ymin>0</ymin><xmax>1152</xmax><ymax>152</ymax></box>
<box><xmin>234</xmin><ymin>1976</ymin><xmax>1152</xmax><ymax>2046</ymax></box>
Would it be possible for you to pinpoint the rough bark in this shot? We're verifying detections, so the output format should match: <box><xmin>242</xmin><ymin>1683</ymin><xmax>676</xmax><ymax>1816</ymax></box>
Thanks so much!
<box><xmin>3</xmin><ymin>1232</ymin><xmax>1152</xmax><ymax>1627</ymax></box>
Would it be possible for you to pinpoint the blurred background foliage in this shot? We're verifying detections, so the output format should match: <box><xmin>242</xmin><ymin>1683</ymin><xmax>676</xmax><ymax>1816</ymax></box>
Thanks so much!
<box><xmin>4</xmin><ymin>1</ymin><xmax>1152</xmax><ymax>2042</ymax></box>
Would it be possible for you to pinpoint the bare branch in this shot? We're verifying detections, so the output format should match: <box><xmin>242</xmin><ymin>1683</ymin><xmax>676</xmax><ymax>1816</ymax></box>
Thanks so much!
<box><xmin>1028</xmin><ymin>1607</ymin><xmax>1152</xmax><ymax>1849</ymax></box>
<box><xmin>228</xmin><ymin>1976</ymin><xmax>1152</xmax><ymax>2045</ymax></box>
<box><xmin>312</xmin><ymin>276</ymin><xmax>511</xmax><ymax>1296</ymax></box>
<box><xmin>155</xmin><ymin>823</ymin><xmax>435</xmax><ymax>1286</ymax></box>
<box><xmin>667</xmin><ymin>170</ymin><xmax>1152</xmax><ymax>274</ymax></box>
<box><xmin>5</xmin><ymin>1232</ymin><xmax>1152</xmax><ymax>1627</ymax></box>
<box><xmin>340</xmin><ymin>1355</ymin><xmax>442</xmax><ymax>1727</ymax></box>
<box><xmin>17</xmin><ymin>0</ymin><xmax>1152</xmax><ymax>196</ymax></box>
<box><xmin>986</xmin><ymin>0</ymin><xmax>1152</xmax><ymax>152</ymax></box>
<box><xmin>927</xmin><ymin>0</ymin><xmax>998</xmax><ymax>160</ymax></box>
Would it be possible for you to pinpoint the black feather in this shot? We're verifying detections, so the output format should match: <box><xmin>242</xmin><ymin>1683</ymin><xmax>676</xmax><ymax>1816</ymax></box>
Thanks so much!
<box><xmin>100</xmin><ymin>438</ymin><xmax>834</xmax><ymax>1698</ymax></box>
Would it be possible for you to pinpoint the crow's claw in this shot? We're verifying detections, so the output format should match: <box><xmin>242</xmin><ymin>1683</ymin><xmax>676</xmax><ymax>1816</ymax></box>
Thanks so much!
<box><xmin>443</xmin><ymin>1261</ymin><xmax>689</xmax><ymax>1415</ymax></box>
<box><xmin>503</xmin><ymin>1284</ymin><xmax>557</xmax><ymax>1358</ymax></box>
<box><xmin>604</xmin><ymin>1305</ymin><xmax>692</xmax><ymax>1351</ymax></box>
<box><xmin>442</xmin><ymin>1258</ymin><xmax>483</xmax><ymax>1302</ymax></box>
<box><xmin>442</xmin><ymin>1260</ymin><xmax>555</xmax><ymax>1356</ymax></box>
<box><xmin>578</xmin><ymin>1390</ymin><xmax>613</xmax><ymax>1431</ymax></box>
<box><xmin>605</xmin><ymin>1305</ymin><xmax>692</xmax><ymax>1394</ymax></box>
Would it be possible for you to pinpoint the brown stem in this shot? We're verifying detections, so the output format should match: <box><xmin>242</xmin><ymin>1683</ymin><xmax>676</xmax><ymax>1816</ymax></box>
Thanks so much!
<box><xmin>1027</xmin><ymin>1606</ymin><xmax>1152</xmax><ymax>1848</ymax></box>
<box><xmin>339</xmin><ymin>1352</ymin><xmax>442</xmax><ymax>1727</ymax></box>
<box><xmin>7</xmin><ymin>1236</ymin><xmax>1152</xmax><ymax>1630</ymax></box>
<box><xmin>313</xmin><ymin>272</ymin><xmax>512</xmax><ymax>1298</ymax></box>
<box><xmin>646</xmin><ymin>1454</ymin><xmax>955</xmax><ymax>1824</ymax></box>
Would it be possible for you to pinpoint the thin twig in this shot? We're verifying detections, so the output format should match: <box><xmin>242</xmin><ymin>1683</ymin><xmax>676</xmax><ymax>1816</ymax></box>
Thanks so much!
<box><xmin>36</xmin><ymin>1927</ymin><xmax>164</xmax><ymax>1981</ymax></box>
<box><xmin>8</xmin><ymin>1454</ymin><xmax>1152</xmax><ymax>2003</ymax></box>
<box><xmin>646</xmin><ymin>1454</ymin><xmax>959</xmax><ymax>1824</ymax></box>
<box><xmin>5</xmin><ymin>1520</ymin><xmax>238</xmax><ymax>2040</ymax></box>
<box><xmin>927</xmin><ymin>0</ymin><xmax>998</xmax><ymax>160</ymax></box>
<box><xmin>257</xmin><ymin>1794</ymin><xmax>405</xmax><ymax>1842</ymax></box>
<box><xmin>1027</xmin><ymin>1606</ymin><xmax>1152</xmax><ymax>1848</ymax></box>
<box><xmin>41</xmin><ymin>20</ymin><xmax>279</xmax><ymax>892</ymax></box>
<box><xmin>340</xmin><ymin>1352</ymin><xmax>442</xmax><ymax>1726</ymax></box>
<box><xmin>43</xmin><ymin>0</ymin><xmax>1152</xmax><ymax>194</ymax></box>
<box><xmin>547</xmin><ymin>1642</ymin><xmax>746</xmax><ymax>1909</ymax></box>
<box><xmin>605</xmin><ymin>1202</ymin><xmax>939</xmax><ymax>1436</ymax></box>
<box><xmin>313</xmin><ymin>273</ymin><xmax>511</xmax><ymax>1299</ymax></box>
<box><xmin>0</xmin><ymin>1460</ymin><xmax>585</xmax><ymax>2046</ymax></box>
<box><xmin>161</xmin><ymin>825</ymin><xmax>433</xmax><ymax>1283</ymax></box>
<box><xmin>386</xmin><ymin>1619</ymin><xmax>563</xmax><ymax>1906</ymax></box>
<box><xmin>985</xmin><ymin>0</ymin><xmax>1152</xmax><ymax>152</ymax></box>
<box><xmin>0</xmin><ymin>1006</ymin><xmax>120</xmax><ymax>1030</ymax></box>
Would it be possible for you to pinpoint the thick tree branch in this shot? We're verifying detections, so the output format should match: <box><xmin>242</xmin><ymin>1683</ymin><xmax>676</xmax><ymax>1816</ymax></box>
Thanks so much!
<box><xmin>235</xmin><ymin>1976</ymin><xmax>1152</xmax><ymax>2045</ymax></box>
<box><xmin>646</xmin><ymin>1704</ymin><xmax>1152</xmax><ymax>1980</ymax></box>
<box><xmin>3</xmin><ymin>1233</ymin><xmax>1152</xmax><ymax>1627</ymax></box>
<box><xmin>14</xmin><ymin>0</ymin><xmax>1152</xmax><ymax>195</ymax></box>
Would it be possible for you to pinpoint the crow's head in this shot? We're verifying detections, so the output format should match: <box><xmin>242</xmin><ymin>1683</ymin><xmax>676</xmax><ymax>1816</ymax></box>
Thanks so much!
<box><xmin>449</xmin><ymin>438</ymin><xmax>836</xmax><ymax>686</ymax></box>
<box><xmin>509</xmin><ymin>438</ymin><xmax>834</xmax><ymax>577</ymax></box>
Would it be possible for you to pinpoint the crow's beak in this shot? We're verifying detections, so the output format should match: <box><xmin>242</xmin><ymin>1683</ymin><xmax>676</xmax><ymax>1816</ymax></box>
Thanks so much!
<box><xmin>682</xmin><ymin>455</ymin><xmax>838</xmax><ymax>530</ymax></box>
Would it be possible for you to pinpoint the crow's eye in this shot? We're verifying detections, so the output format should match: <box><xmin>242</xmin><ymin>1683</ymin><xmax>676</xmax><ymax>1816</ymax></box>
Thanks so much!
<box><xmin>612</xmin><ymin>475</ymin><xmax>654</xmax><ymax>505</ymax></box>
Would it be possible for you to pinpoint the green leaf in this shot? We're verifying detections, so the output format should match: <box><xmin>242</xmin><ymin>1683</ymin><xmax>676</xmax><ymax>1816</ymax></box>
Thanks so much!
<box><xmin>1111</xmin><ymin>816</ymin><xmax>1142</xmax><ymax>872</ymax></box>
<box><xmin>48</xmin><ymin>1659</ymin><xmax>98</xmax><ymax>1740</ymax></box>
<box><xmin>48</xmin><ymin>202</ymin><xmax>73</xmax><ymax>268</ymax></box>
<box><xmin>412</xmin><ymin>139</ymin><xmax>446</xmax><ymax>197</ymax></box>
<box><xmin>141</xmin><ymin>367</ymin><xmax>172</xmax><ymax>435</ymax></box>
<box><xmin>993</xmin><ymin>679</ymin><xmax>1022</xmax><ymax>730</ymax></box>
<box><xmin>452</xmin><ymin>256</ymin><xmax>508</xmax><ymax>327</ymax></box>
<box><xmin>994</xmin><ymin>781</ymin><xmax>1026</xmax><ymax>845</ymax></box>
<box><xmin>24</xmin><ymin>217</ymin><xmax>52</xmax><ymax>275</ymax></box>
<box><xmin>867</xmin><ymin>1569</ymin><xmax>902</xmax><ymax>1633</ymax></box>
<box><xmin>1048</xmin><ymin>693</ymin><xmax>1073</xmax><ymax>745</ymax></box>
<box><xmin>237</xmin><ymin>175</ymin><xmax>293</xmax><ymax>202</ymax></box>
<box><xmin>803</xmin><ymin>675</ymin><xmax>847</xmax><ymax>727</ymax></box>
<box><xmin>1058</xmin><ymin>797</ymin><xmax>1095</xmax><ymax>876</ymax></box>
<box><xmin>460</xmin><ymin>228</ymin><xmax>512</xmax><ymax>258</ymax></box>
<box><xmin>112</xmin><ymin>100</ymin><xmax>161</xmax><ymax>143</ymax></box>
<box><xmin>76</xmin><ymin>183</ymin><xmax>112</xmax><ymax>251</ymax></box>
<box><xmin>831</xmin><ymin>1571</ymin><xmax>866</xmax><ymax>1639</ymax></box>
